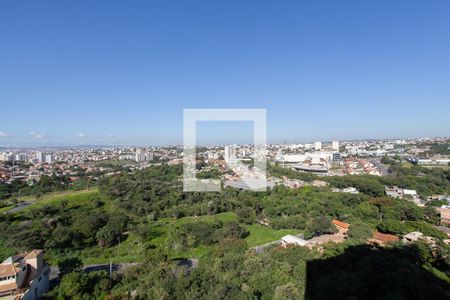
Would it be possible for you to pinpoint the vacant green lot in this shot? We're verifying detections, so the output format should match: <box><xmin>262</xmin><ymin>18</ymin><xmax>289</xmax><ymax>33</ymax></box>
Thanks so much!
<box><xmin>9</xmin><ymin>196</ymin><xmax>300</xmax><ymax>263</ymax></box>
<box><xmin>148</xmin><ymin>212</ymin><xmax>300</xmax><ymax>258</ymax></box>
<box><xmin>19</xmin><ymin>188</ymin><xmax>101</xmax><ymax>215</ymax></box>
<box><xmin>245</xmin><ymin>224</ymin><xmax>299</xmax><ymax>247</ymax></box>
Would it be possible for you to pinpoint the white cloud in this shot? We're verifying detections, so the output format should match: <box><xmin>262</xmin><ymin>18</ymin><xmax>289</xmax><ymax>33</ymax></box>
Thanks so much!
<box><xmin>30</xmin><ymin>131</ymin><xmax>46</xmax><ymax>139</ymax></box>
<box><xmin>0</xmin><ymin>131</ymin><xmax>9</xmax><ymax>137</ymax></box>
<box><xmin>78</xmin><ymin>133</ymin><xmax>87</xmax><ymax>138</ymax></box>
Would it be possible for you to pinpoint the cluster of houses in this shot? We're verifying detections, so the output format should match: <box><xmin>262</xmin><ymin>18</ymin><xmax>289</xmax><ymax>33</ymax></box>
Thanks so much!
<box><xmin>279</xmin><ymin>219</ymin><xmax>448</xmax><ymax>250</ymax></box>
<box><xmin>385</xmin><ymin>186</ymin><xmax>450</xmax><ymax>228</ymax></box>
<box><xmin>0</xmin><ymin>250</ymin><xmax>49</xmax><ymax>300</ymax></box>
<box><xmin>280</xmin><ymin>220</ymin><xmax>350</xmax><ymax>250</ymax></box>
<box><xmin>344</xmin><ymin>158</ymin><xmax>380</xmax><ymax>176</ymax></box>
<box><xmin>385</xmin><ymin>186</ymin><xmax>425</xmax><ymax>206</ymax></box>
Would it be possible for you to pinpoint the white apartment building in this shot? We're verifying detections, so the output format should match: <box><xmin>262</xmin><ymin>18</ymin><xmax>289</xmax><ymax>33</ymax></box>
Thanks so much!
<box><xmin>135</xmin><ymin>149</ymin><xmax>154</xmax><ymax>162</ymax></box>
<box><xmin>44</xmin><ymin>154</ymin><xmax>54</xmax><ymax>164</ymax></box>
<box><xmin>35</xmin><ymin>152</ymin><xmax>44</xmax><ymax>163</ymax></box>
<box><xmin>224</xmin><ymin>145</ymin><xmax>234</xmax><ymax>162</ymax></box>
<box><xmin>332</xmin><ymin>141</ymin><xmax>339</xmax><ymax>151</ymax></box>
<box><xmin>314</xmin><ymin>141</ymin><xmax>322</xmax><ymax>151</ymax></box>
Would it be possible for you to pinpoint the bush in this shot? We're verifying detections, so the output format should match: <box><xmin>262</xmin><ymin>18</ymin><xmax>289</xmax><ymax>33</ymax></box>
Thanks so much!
<box><xmin>348</xmin><ymin>222</ymin><xmax>373</xmax><ymax>241</ymax></box>
<box><xmin>236</xmin><ymin>207</ymin><xmax>256</xmax><ymax>225</ymax></box>
<box><xmin>58</xmin><ymin>257</ymin><xmax>83</xmax><ymax>277</ymax></box>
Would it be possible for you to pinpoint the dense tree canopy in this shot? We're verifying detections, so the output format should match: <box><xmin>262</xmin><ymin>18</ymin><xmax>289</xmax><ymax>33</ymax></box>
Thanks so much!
<box><xmin>0</xmin><ymin>160</ymin><xmax>448</xmax><ymax>299</ymax></box>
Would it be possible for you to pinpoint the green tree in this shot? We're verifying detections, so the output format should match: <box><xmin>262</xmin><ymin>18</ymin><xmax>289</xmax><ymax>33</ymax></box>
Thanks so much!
<box><xmin>377</xmin><ymin>220</ymin><xmax>407</xmax><ymax>235</ymax></box>
<box><xmin>236</xmin><ymin>207</ymin><xmax>256</xmax><ymax>224</ymax></box>
<box><xmin>58</xmin><ymin>257</ymin><xmax>83</xmax><ymax>277</ymax></box>
<box><xmin>96</xmin><ymin>226</ymin><xmax>120</xmax><ymax>247</ymax></box>
<box><xmin>57</xmin><ymin>272</ymin><xmax>89</xmax><ymax>298</ymax></box>
<box><xmin>307</xmin><ymin>216</ymin><xmax>337</xmax><ymax>237</ymax></box>
<box><xmin>348</xmin><ymin>222</ymin><xmax>372</xmax><ymax>241</ymax></box>
<box><xmin>274</xmin><ymin>282</ymin><xmax>301</xmax><ymax>300</ymax></box>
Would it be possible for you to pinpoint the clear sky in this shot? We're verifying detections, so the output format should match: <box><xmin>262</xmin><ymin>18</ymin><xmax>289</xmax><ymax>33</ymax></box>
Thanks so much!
<box><xmin>1</xmin><ymin>0</ymin><xmax>449</xmax><ymax>146</ymax></box>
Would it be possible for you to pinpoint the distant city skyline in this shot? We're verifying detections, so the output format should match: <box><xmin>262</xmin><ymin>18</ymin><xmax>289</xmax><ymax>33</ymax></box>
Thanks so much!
<box><xmin>0</xmin><ymin>134</ymin><xmax>448</xmax><ymax>149</ymax></box>
<box><xmin>0</xmin><ymin>121</ymin><xmax>449</xmax><ymax>148</ymax></box>
<box><xmin>1</xmin><ymin>1</ymin><xmax>450</xmax><ymax>146</ymax></box>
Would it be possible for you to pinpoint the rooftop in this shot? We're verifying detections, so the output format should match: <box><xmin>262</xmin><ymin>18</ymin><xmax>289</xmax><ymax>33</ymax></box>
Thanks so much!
<box><xmin>371</xmin><ymin>231</ymin><xmax>399</xmax><ymax>243</ymax></box>
<box><xmin>332</xmin><ymin>219</ymin><xmax>350</xmax><ymax>229</ymax></box>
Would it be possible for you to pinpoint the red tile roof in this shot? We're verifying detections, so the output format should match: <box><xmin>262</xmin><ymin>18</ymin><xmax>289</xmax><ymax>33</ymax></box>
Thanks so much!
<box><xmin>332</xmin><ymin>219</ymin><xmax>350</xmax><ymax>229</ymax></box>
<box><xmin>24</xmin><ymin>249</ymin><xmax>43</xmax><ymax>260</ymax></box>
<box><xmin>372</xmin><ymin>231</ymin><xmax>399</xmax><ymax>243</ymax></box>
<box><xmin>0</xmin><ymin>281</ymin><xmax>18</xmax><ymax>294</ymax></box>
<box><xmin>0</xmin><ymin>264</ymin><xmax>18</xmax><ymax>277</ymax></box>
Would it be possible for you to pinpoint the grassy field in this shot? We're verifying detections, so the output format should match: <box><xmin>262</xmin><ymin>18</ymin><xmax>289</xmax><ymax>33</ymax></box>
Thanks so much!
<box><xmin>156</xmin><ymin>211</ymin><xmax>238</xmax><ymax>227</ymax></box>
<box><xmin>244</xmin><ymin>224</ymin><xmax>300</xmax><ymax>247</ymax></box>
<box><xmin>8</xmin><ymin>192</ymin><xmax>299</xmax><ymax>262</ymax></box>
<box><xmin>0</xmin><ymin>205</ymin><xmax>14</xmax><ymax>214</ymax></box>
<box><xmin>401</xmin><ymin>162</ymin><xmax>413</xmax><ymax>169</ymax></box>
<box><xmin>17</xmin><ymin>188</ymin><xmax>102</xmax><ymax>216</ymax></box>
<box><xmin>148</xmin><ymin>212</ymin><xmax>300</xmax><ymax>258</ymax></box>
<box><xmin>422</xmin><ymin>165</ymin><xmax>450</xmax><ymax>170</ymax></box>
<box><xmin>45</xmin><ymin>233</ymin><xmax>148</xmax><ymax>265</ymax></box>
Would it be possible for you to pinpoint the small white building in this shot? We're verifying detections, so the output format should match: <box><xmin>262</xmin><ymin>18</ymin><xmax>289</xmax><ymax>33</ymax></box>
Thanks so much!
<box><xmin>403</xmin><ymin>189</ymin><xmax>417</xmax><ymax>197</ymax></box>
<box><xmin>281</xmin><ymin>235</ymin><xmax>309</xmax><ymax>247</ymax></box>
<box><xmin>402</xmin><ymin>231</ymin><xmax>435</xmax><ymax>246</ymax></box>
<box><xmin>332</xmin><ymin>141</ymin><xmax>339</xmax><ymax>151</ymax></box>
<box><xmin>314</xmin><ymin>142</ymin><xmax>322</xmax><ymax>151</ymax></box>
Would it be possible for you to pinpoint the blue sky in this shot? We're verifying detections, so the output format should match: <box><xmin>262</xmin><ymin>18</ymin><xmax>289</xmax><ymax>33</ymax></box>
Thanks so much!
<box><xmin>0</xmin><ymin>0</ymin><xmax>449</xmax><ymax>146</ymax></box>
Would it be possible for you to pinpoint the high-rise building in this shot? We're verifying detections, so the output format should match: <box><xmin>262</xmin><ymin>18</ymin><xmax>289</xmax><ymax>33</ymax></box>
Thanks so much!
<box><xmin>147</xmin><ymin>152</ymin><xmax>154</xmax><ymax>161</ymax></box>
<box><xmin>135</xmin><ymin>148</ymin><xmax>142</xmax><ymax>162</ymax></box>
<box><xmin>332</xmin><ymin>141</ymin><xmax>339</xmax><ymax>151</ymax></box>
<box><xmin>135</xmin><ymin>149</ymin><xmax>153</xmax><ymax>162</ymax></box>
<box><xmin>314</xmin><ymin>141</ymin><xmax>322</xmax><ymax>151</ymax></box>
<box><xmin>45</xmin><ymin>154</ymin><xmax>54</xmax><ymax>164</ymax></box>
<box><xmin>224</xmin><ymin>145</ymin><xmax>234</xmax><ymax>161</ymax></box>
<box><xmin>0</xmin><ymin>152</ymin><xmax>10</xmax><ymax>161</ymax></box>
<box><xmin>15</xmin><ymin>153</ymin><xmax>29</xmax><ymax>162</ymax></box>
<box><xmin>36</xmin><ymin>151</ymin><xmax>45</xmax><ymax>163</ymax></box>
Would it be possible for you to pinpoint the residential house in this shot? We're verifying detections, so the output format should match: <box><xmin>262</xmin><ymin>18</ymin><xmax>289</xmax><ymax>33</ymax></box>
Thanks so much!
<box><xmin>403</xmin><ymin>231</ymin><xmax>436</xmax><ymax>246</ymax></box>
<box><xmin>439</xmin><ymin>205</ymin><xmax>450</xmax><ymax>225</ymax></box>
<box><xmin>368</xmin><ymin>231</ymin><xmax>399</xmax><ymax>246</ymax></box>
<box><xmin>332</xmin><ymin>219</ymin><xmax>350</xmax><ymax>232</ymax></box>
<box><xmin>0</xmin><ymin>250</ymin><xmax>49</xmax><ymax>300</ymax></box>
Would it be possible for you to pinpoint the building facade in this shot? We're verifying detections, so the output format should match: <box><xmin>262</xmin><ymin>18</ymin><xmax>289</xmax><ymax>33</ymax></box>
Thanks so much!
<box><xmin>0</xmin><ymin>250</ymin><xmax>49</xmax><ymax>300</ymax></box>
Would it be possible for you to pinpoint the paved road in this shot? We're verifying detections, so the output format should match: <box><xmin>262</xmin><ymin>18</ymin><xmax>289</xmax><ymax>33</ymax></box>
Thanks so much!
<box><xmin>371</xmin><ymin>159</ymin><xmax>390</xmax><ymax>176</ymax></box>
<box><xmin>50</xmin><ymin>262</ymin><xmax>140</xmax><ymax>279</ymax></box>
<box><xmin>3</xmin><ymin>201</ymin><xmax>35</xmax><ymax>214</ymax></box>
